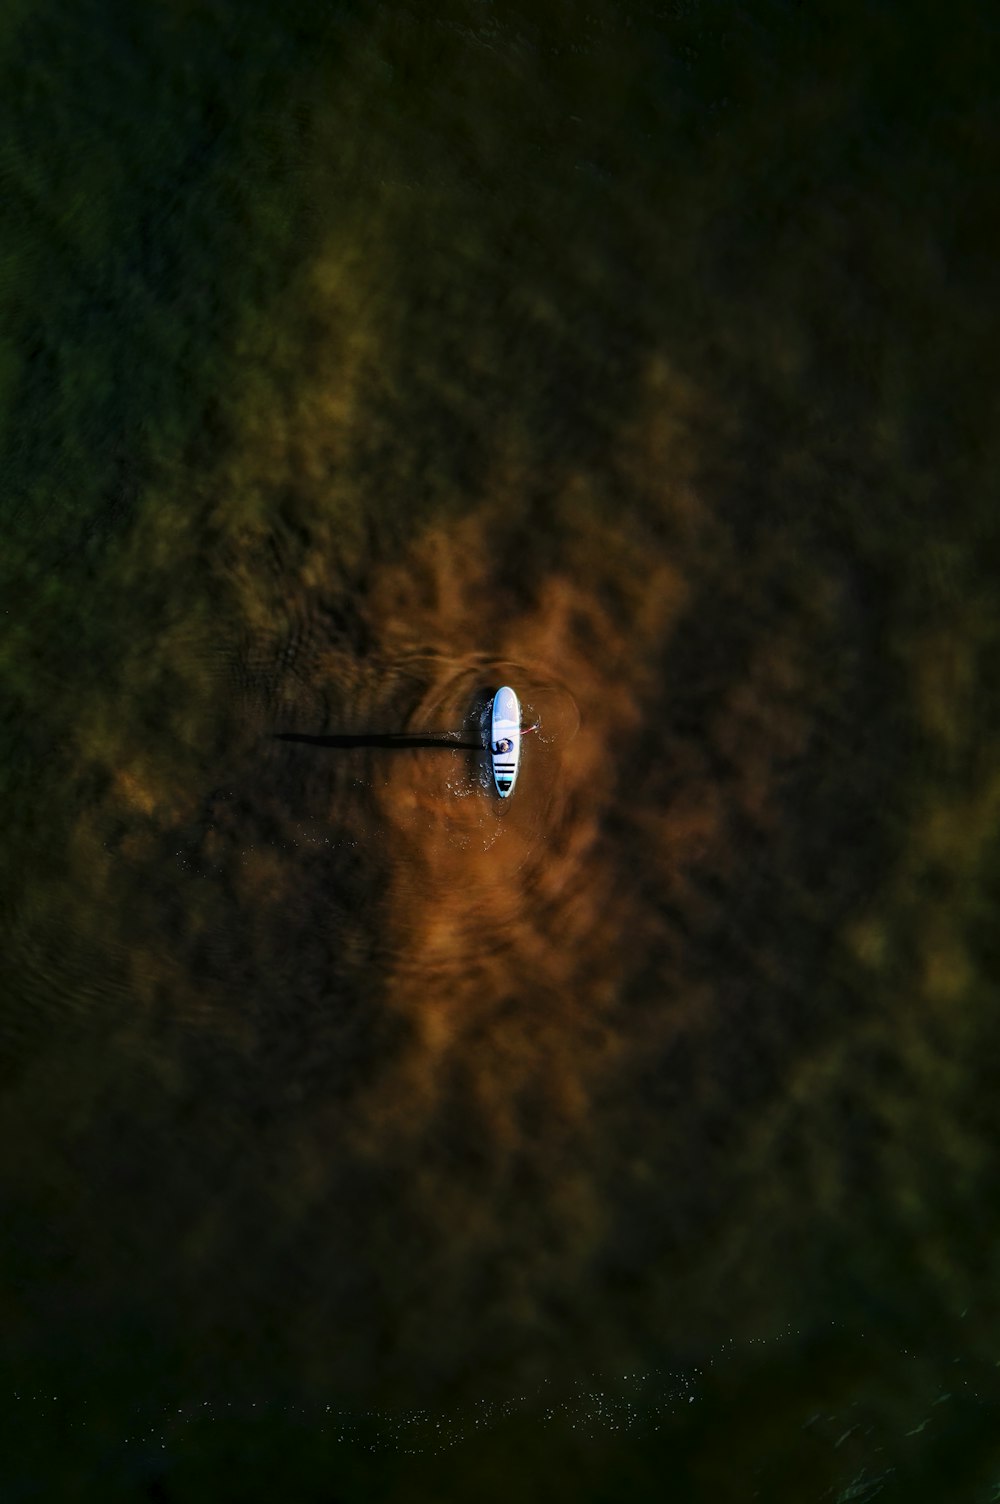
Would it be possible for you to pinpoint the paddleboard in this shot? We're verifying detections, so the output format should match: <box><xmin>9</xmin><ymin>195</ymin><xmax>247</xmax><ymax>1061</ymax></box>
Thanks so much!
<box><xmin>490</xmin><ymin>686</ymin><xmax>521</xmax><ymax>798</ymax></box>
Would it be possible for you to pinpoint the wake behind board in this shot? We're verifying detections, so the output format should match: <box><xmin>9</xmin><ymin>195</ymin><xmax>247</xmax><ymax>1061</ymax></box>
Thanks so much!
<box><xmin>490</xmin><ymin>686</ymin><xmax>521</xmax><ymax>798</ymax></box>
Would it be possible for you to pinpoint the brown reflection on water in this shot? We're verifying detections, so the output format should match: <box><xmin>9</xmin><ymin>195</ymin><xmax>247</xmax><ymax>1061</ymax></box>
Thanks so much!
<box><xmin>363</xmin><ymin>505</ymin><xmax>688</xmax><ymax>1114</ymax></box>
<box><xmin>280</xmin><ymin>363</ymin><xmax>893</xmax><ymax>1393</ymax></box>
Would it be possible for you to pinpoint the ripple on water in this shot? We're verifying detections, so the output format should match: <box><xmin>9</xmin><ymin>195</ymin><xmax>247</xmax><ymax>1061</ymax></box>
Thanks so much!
<box><xmin>399</xmin><ymin>654</ymin><xmax>578</xmax><ymax>831</ymax></box>
<box><xmin>361</xmin><ymin>654</ymin><xmax>580</xmax><ymax>963</ymax></box>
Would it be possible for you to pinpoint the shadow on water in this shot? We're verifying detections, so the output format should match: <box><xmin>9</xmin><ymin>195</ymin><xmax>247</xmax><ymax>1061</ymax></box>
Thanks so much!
<box><xmin>273</xmin><ymin>731</ymin><xmax>485</xmax><ymax>751</ymax></box>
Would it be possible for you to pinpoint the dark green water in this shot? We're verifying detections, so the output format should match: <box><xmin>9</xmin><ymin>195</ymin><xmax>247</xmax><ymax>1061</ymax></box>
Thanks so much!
<box><xmin>2</xmin><ymin>1</ymin><xmax>999</xmax><ymax>1499</ymax></box>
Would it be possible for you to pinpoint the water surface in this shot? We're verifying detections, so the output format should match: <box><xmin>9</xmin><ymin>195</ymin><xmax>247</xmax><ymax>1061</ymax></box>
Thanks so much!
<box><xmin>1</xmin><ymin>1</ymin><xmax>998</xmax><ymax>1498</ymax></box>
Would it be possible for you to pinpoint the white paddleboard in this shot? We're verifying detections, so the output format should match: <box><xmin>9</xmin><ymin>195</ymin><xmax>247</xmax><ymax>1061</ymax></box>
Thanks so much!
<box><xmin>490</xmin><ymin>686</ymin><xmax>521</xmax><ymax>798</ymax></box>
